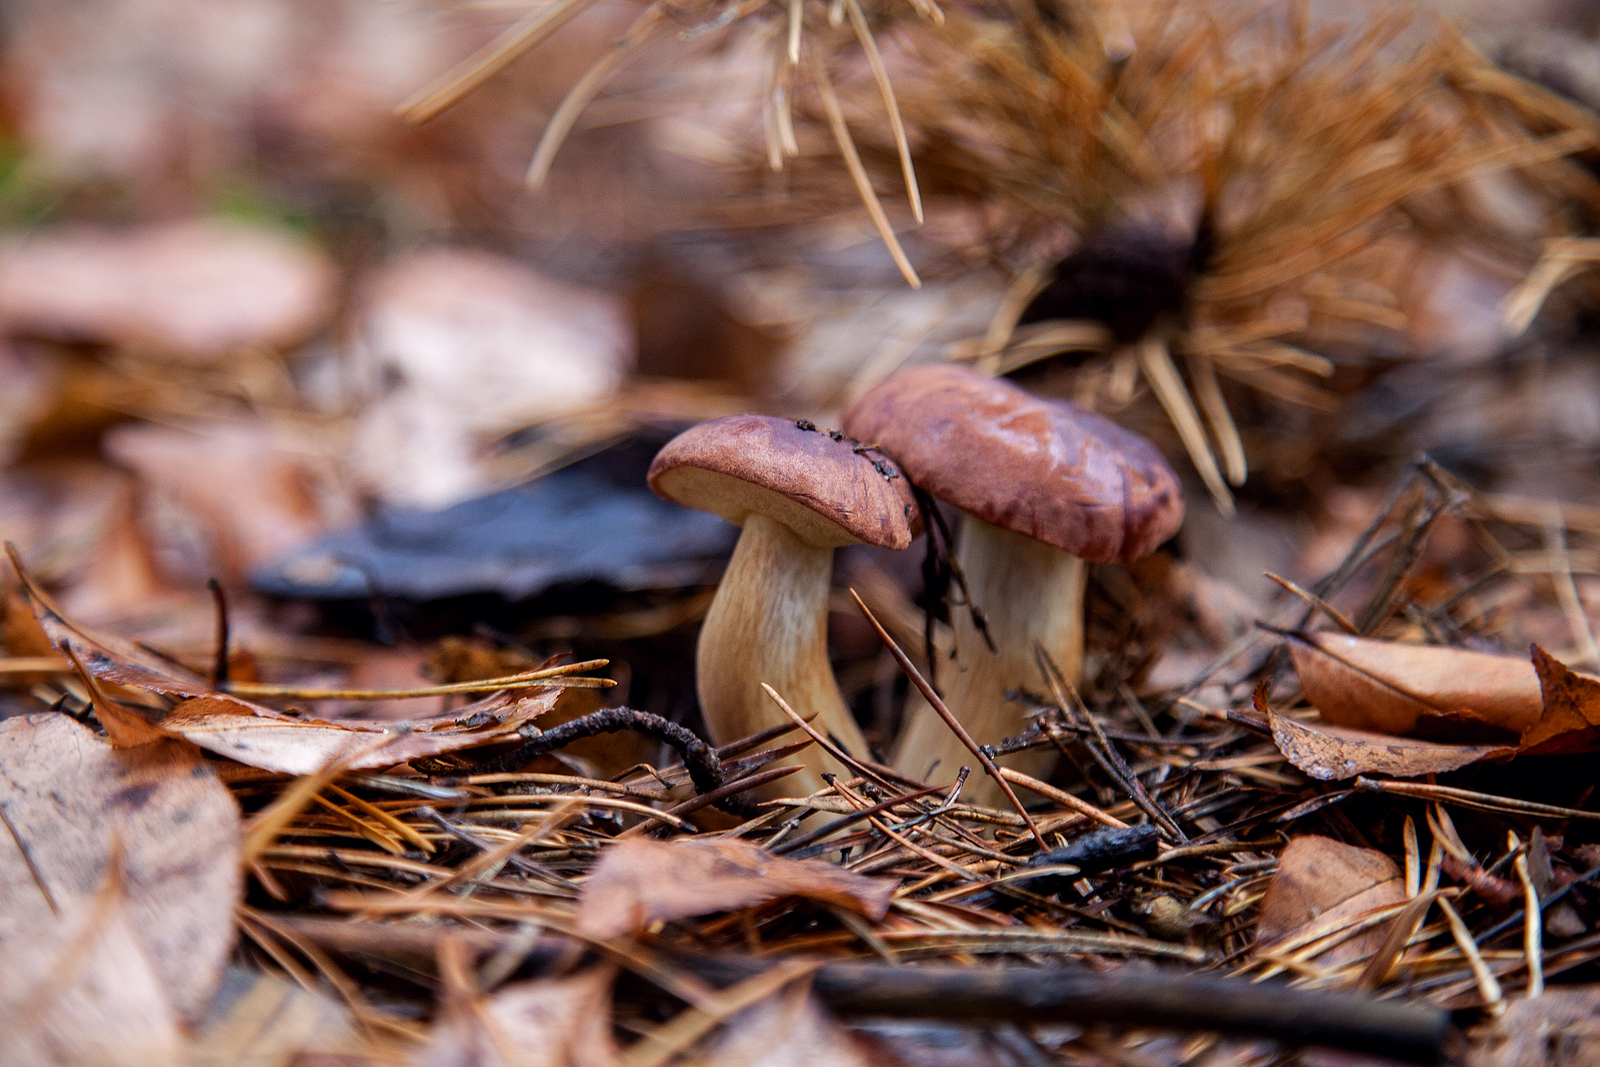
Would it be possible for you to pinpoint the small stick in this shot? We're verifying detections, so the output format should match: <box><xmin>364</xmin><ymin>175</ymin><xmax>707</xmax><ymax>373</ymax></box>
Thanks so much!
<box><xmin>759</xmin><ymin>685</ymin><xmax>899</xmax><ymax>794</ymax></box>
<box><xmin>771</xmin><ymin>785</ymin><xmax>944</xmax><ymax>856</ymax></box>
<box><xmin>997</xmin><ymin>768</ymin><xmax>1127</xmax><ymax>831</ymax></box>
<box><xmin>849</xmin><ymin>590</ymin><xmax>1046</xmax><ymax>849</ymax></box>
<box><xmin>1263</xmin><ymin>572</ymin><xmax>1359</xmax><ymax>635</ymax></box>
<box><xmin>206</xmin><ymin>578</ymin><xmax>231</xmax><ymax>687</ymax></box>
<box><xmin>661</xmin><ymin>765</ymin><xmax>804</xmax><ymax>821</ymax></box>
<box><xmin>698</xmin><ymin>959</ymin><xmax>1453</xmax><ymax>1063</ymax></box>
<box><xmin>1034</xmin><ymin>645</ymin><xmax>1186</xmax><ymax>843</ymax></box>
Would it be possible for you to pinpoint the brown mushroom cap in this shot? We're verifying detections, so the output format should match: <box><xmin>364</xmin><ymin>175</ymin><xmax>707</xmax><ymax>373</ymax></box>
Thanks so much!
<box><xmin>843</xmin><ymin>365</ymin><xmax>1183</xmax><ymax>562</ymax></box>
<box><xmin>648</xmin><ymin>415</ymin><xmax>915</xmax><ymax>550</ymax></box>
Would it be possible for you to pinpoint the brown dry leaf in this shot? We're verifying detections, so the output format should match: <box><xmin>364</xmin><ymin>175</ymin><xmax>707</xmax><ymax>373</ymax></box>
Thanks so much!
<box><xmin>0</xmin><ymin>873</ymin><xmax>186</xmax><ymax>1067</ymax></box>
<box><xmin>159</xmin><ymin>692</ymin><xmax>557</xmax><ymax>775</ymax></box>
<box><xmin>347</xmin><ymin>248</ymin><xmax>633</xmax><ymax>509</ymax></box>
<box><xmin>1255</xmin><ymin>835</ymin><xmax>1407</xmax><ymax>970</ymax></box>
<box><xmin>1288</xmin><ymin>631</ymin><xmax>1542</xmax><ymax>741</ymax></box>
<box><xmin>706</xmin><ymin>987</ymin><xmax>895</xmax><ymax>1067</ymax></box>
<box><xmin>1523</xmin><ymin>645</ymin><xmax>1600</xmax><ymax>754</ymax></box>
<box><xmin>1269</xmin><ymin>712</ymin><xmax>1516</xmax><ymax>781</ymax></box>
<box><xmin>11</xmin><ymin>565</ymin><xmax>563</xmax><ymax>772</ymax></box>
<box><xmin>1466</xmin><ymin>985</ymin><xmax>1600</xmax><ymax>1067</ymax></box>
<box><xmin>576</xmin><ymin>838</ymin><xmax>896</xmax><ymax>940</ymax></box>
<box><xmin>0</xmin><ymin>713</ymin><xmax>240</xmax><ymax>1022</ymax></box>
<box><xmin>413</xmin><ymin>965</ymin><xmax>618</xmax><ymax>1067</ymax></box>
<box><xmin>0</xmin><ymin>220</ymin><xmax>335</xmax><ymax>362</ymax></box>
<box><xmin>104</xmin><ymin>419</ymin><xmax>358</xmax><ymax>584</ymax></box>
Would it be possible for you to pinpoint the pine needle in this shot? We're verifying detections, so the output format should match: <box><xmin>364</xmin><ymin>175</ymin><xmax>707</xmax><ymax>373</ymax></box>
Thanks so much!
<box><xmin>1139</xmin><ymin>336</ymin><xmax>1233</xmax><ymax>515</ymax></box>
<box><xmin>844</xmin><ymin>0</ymin><xmax>923</xmax><ymax>223</ymax></box>
<box><xmin>808</xmin><ymin>49</ymin><xmax>921</xmax><ymax>288</ymax></box>
<box><xmin>397</xmin><ymin>0</ymin><xmax>595</xmax><ymax>124</ymax></box>
<box><xmin>527</xmin><ymin>4</ymin><xmax>665</xmax><ymax>188</ymax></box>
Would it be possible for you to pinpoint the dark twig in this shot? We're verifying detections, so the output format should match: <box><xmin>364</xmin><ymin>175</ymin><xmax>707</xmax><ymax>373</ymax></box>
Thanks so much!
<box><xmin>687</xmin><ymin>960</ymin><xmax>1454</xmax><ymax>1064</ymax></box>
<box><xmin>771</xmin><ymin>784</ymin><xmax>945</xmax><ymax>856</ymax></box>
<box><xmin>417</xmin><ymin>707</ymin><xmax>752</xmax><ymax>814</ymax></box>
<box><xmin>206</xmin><ymin>578</ymin><xmax>231</xmax><ymax>688</ymax></box>
<box><xmin>1034</xmin><ymin>644</ymin><xmax>1187</xmax><ymax>844</ymax></box>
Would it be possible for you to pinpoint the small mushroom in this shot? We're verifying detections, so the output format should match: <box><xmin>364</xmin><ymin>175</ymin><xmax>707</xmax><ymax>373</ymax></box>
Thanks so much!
<box><xmin>844</xmin><ymin>364</ymin><xmax>1183</xmax><ymax>807</ymax></box>
<box><xmin>648</xmin><ymin>415</ymin><xmax>915</xmax><ymax>796</ymax></box>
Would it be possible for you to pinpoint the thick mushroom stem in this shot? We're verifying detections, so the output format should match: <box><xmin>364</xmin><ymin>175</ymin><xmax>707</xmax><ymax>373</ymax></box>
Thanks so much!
<box><xmin>697</xmin><ymin>511</ymin><xmax>870</xmax><ymax>798</ymax></box>
<box><xmin>892</xmin><ymin>516</ymin><xmax>1085</xmax><ymax>808</ymax></box>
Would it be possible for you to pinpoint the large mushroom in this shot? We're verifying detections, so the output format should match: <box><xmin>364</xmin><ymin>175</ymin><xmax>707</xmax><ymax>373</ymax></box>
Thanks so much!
<box><xmin>843</xmin><ymin>364</ymin><xmax>1183</xmax><ymax>807</ymax></box>
<box><xmin>648</xmin><ymin>415</ymin><xmax>915</xmax><ymax>797</ymax></box>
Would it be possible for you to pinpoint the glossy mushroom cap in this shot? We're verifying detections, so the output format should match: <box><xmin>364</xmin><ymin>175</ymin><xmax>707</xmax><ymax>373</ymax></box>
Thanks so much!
<box><xmin>843</xmin><ymin>365</ymin><xmax>1183</xmax><ymax>562</ymax></box>
<box><xmin>648</xmin><ymin>415</ymin><xmax>915</xmax><ymax>550</ymax></box>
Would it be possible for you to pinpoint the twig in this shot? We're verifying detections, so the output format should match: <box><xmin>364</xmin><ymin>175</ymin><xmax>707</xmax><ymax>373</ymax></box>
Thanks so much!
<box><xmin>849</xmin><ymin>590</ymin><xmax>1047</xmax><ymax>849</ymax></box>
<box><xmin>206</xmin><ymin>578</ymin><xmax>231</xmax><ymax>687</ymax></box>
<box><xmin>682</xmin><ymin>960</ymin><xmax>1452</xmax><ymax>1063</ymax></box>
<box><xmin>1034</xmin><ymin>644</ymin><xmax>1187</xmax><ymax>843</ymax></box>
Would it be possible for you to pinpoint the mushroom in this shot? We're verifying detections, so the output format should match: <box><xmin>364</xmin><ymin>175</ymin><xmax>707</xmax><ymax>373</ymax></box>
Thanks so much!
<box><xmin>843</xmin><ymin>364</ymin><xmax>1183</xmax><ymax>807</ymax></box>
<box><xmin>648</xmin><ymin>415</ymin><xmax>915</xmax><ymax>797</ymax></box>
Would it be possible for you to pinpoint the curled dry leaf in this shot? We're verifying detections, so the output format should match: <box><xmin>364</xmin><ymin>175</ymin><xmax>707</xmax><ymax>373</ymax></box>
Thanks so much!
<box><xmin>1282</xmin><ymin>633</ymin><xmax>1600</xmax><ymax>774</ymax></box>
<box><xmin>576</xmin><ymin>837</ymin><xmax>896</xmax><ymax>940</ymax></box>
<box><xmin>0</xmin><ymin>714</ymin><xmax>240</xmax><ymax>1022</ymax></box>
<box><xmin>1287</xmin><ymin>632</ymin><xmax>1541</xmax><ymax>743</ymax></box>
<box><xmin>1523</xmin><ymin>645</ymin><xmax>1600</xmax><ymax>755</ymax></box>
<box><xmin>0</xmin><ymin>220</ymin><xmax>335</xmax><ymax>363</ymax></box>
<box><xmin>10</xmin><ymin>557</ymin><xmax>564</xmax><ymax>772</ymax></box>
<box><xmin>1269</xmin><ymin>712</ymin><xmax>1515</xmax><ymax>781</ymax></box>
<box><xmin>348</xmin><ymin>248</ymin><xmax>633</xmax><ymax>509</ymax></box>
<box><xmin>1255</xmin><ymin>836</ymin><xmax>1406</xmax><ymax>971</ymax></box>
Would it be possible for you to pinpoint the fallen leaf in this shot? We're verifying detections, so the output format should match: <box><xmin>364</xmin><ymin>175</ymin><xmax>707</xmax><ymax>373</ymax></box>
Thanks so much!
<box><xmin>0</xmin><ymin>713</ymin><xmax>241</xmax><ymax>1022</ymax></box>
<box><xmin>0</xmin><ymin>220</ymin><xmax>335</xmax><ymax>362</ymax></box>
<box><xmin>10</xmin><ymin>562</ymin><xmax>565</xmax><ymax>772</ymax></box>
<box><xmin>160</xmin><ymin>693</ymin><xmax>556</xmax><ymax>775</ymax></box>
<box><xmin>347</xmin><ymin>248</ymin><xmax>633</xmax><ymax>509</ymax></box>
<box><xmin>104</xmin><ymin>419</ymin><xmax>358</xmax><ymax>584</ymax></box>
<box><xmin>0</xmin><ymin>872</ymin><xmax>185</xmax><ymax>1067</ymax></box>
<box><xmin>413</xmin><ymin>965</ymin><xmax>618</xmax><ymax>1067</ymax></box>
<box><xmin>1269</xmin><ymin>712</ymin><xmax>1515</xmax><ymax>781</ymax></box>
<box><xmin>1288</xmin><ymin>632</ymin><xmax>1540</xmax><ymax>743</ymax></box>
<box><xmin>1255</xmin><ymin>836</ymin><xmax>1406</xmax><ymax>970</ymax></box>
<box><xmin>0</xmin><ymin>343</ymin><xmax>56</xmax><ymax>468</ymax></box>
<box><xmin>1522</xmin><ymin>645</ymin><xmax>1600</xmax><ymax>754</ymax></box>
<box><xmin>576</xmin><ymin>837</ymin><xmax>896</xmax><ymax>940</ymax></box>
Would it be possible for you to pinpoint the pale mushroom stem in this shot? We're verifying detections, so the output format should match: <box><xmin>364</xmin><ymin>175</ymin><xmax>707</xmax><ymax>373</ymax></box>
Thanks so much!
<box><xmin>892</xmin><ymin>516</ymin><xmax>1085</xmax><ymax>809</ymax></box>
<box><xmin>696</xmin><ymin>511</ymin><xmax>870</xmax><ymax>798</ymax></box>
